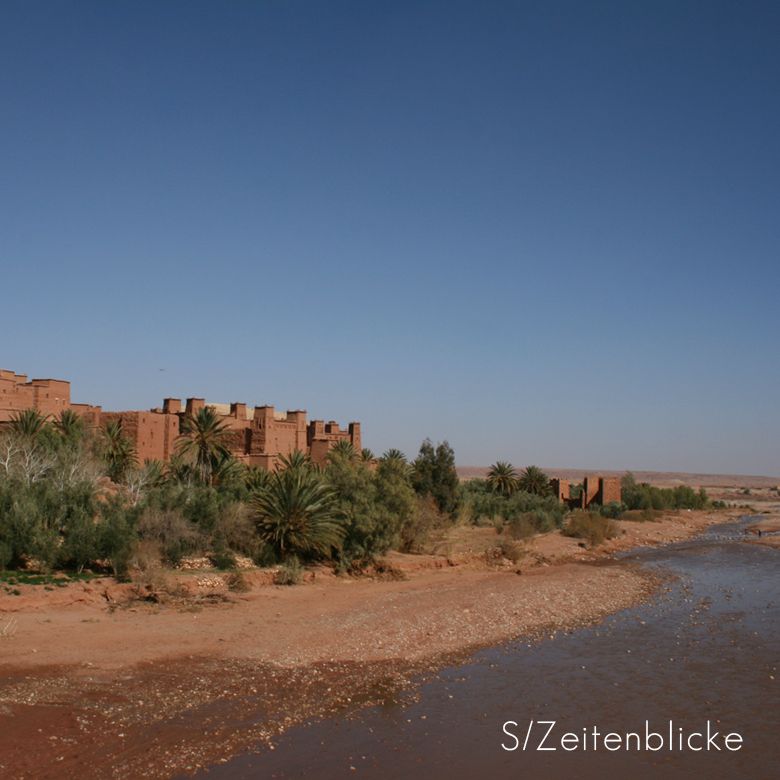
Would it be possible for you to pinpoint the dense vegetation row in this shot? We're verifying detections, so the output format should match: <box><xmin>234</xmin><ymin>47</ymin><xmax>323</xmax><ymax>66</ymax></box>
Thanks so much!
<box><xmin>0</xmin><ymin>407</ymin><xmax>718</xmax><ymax>577</ymax></box>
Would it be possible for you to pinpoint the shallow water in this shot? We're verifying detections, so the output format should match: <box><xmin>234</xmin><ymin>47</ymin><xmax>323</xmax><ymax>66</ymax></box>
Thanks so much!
<box><xmin>188</xmin><ymin>519</ymin><xmax>780</xmax><ymax>779</ymax></box>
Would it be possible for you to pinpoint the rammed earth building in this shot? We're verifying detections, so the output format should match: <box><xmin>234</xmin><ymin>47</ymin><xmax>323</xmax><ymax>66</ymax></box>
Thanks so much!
<box><xmin>0</xmin><ymin>370</ymin><xmax>360</xmax><ymax>469</ymax></box>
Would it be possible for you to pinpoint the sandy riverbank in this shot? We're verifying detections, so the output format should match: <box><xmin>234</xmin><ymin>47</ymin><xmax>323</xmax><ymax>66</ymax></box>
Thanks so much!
<box><xmin>0</xmin><ymin>510</ymin><xmax>747</xmax><ymax>779</ymax></box>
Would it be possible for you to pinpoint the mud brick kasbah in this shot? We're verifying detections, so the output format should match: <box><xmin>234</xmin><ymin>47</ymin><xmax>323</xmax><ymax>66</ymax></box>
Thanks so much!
<box><xmin>0</xmin><ymin>369</ymin><xmax>360</xmax><ymax>469</ymax></box>
<box><xmin>550</xmin><ymin>476</ymin><xmax>622</xmax><ymax>510</ymax></box>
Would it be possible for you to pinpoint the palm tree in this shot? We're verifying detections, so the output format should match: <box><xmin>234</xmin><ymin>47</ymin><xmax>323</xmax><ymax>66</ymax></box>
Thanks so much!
<box><xmin>379</xmin><ymin>448</ymin><xmax>412</xmax><ymax>480</ymax></box>
<box><xmin>52</xmin><ymin>409</ymin><xmax>84</xmax><ymax>441</ymax></box>
<box><xmin>486</xmin><ymin>461</ymin><xmax>519</xmax><ymax>496</ymax></box>
<box><xmin>9</xmin><ymin>408</ymin><xmax>50</xmax><ymax>440</ymax></box>
<box><xmin>244</xmin><ymin>464</ymin><xmax>270</xmax><ymax>493</ymax></box>
<box><xmin>360</xmin><ymin>448</ymin><xmax>376</xmax><ymax>464</ymax></box>
<box><xmin>175</xmin><ymin>406</ymin><xmax>234</xmax><ymax>485</ymax></box>
<box><xmin>102</xmin><ymin>420</ymin><xmax>138</xmax><ymax>482</ymax></box>
<box><xmin>326</xmin><ymin>439</ymin><xmax>357</xmax><ymax>462</ymax></box>
<box><xmin>253</xmin><ymin>466</ymin><xmax>344</xmax><ymax>559</ymax></box>
<box><xmin>166</xmin><ymin>453</ymin><xmax>199</xmax><ymax>487</ymax></box>
<box><xmin>381</xmin><ymin>448</ymin><xmax>407</xmax><ymax>463</ymax></box>
<box><xmin>210</xmin><ymin>455</ymin><xmax>244</xmax><ymax>487</ymax></box>
<box><xmin>278</xmin><ymin>449</ymin><xmax>313</xmax><ymax>471</ymax></box>
<box><xmin>518</xmin><ymin>465</ymin><xmax>552</xmax><ymax>497</ymax></box>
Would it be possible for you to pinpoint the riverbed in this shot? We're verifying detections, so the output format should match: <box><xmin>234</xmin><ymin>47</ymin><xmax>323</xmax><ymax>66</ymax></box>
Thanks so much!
<box><xmin>187</xmin><ymin>517</ymin><xmax>779</xmax><ymax>779</ymax></box>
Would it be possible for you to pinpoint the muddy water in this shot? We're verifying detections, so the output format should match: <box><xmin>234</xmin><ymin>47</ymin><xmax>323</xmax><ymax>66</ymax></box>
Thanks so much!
<box><xmin>189</xmin><ymin>519</ymin><xmax>780</xmax><ymax>779</ymax></box>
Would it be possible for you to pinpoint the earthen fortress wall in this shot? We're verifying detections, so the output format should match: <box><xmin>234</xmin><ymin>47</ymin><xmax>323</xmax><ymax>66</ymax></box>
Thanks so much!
<box><xmin>550</xmin><ymin>476</ymin><xmax>622</xmax><ymax>508</ymax></box>
<box><xmin>0</xmin><ymin>370</ymin><xmax>359</xmax><ymax>468</ymax></box>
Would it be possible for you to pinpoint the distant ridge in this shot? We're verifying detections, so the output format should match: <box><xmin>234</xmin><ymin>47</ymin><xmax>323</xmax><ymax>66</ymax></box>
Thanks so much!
<box><xmin>457</xmin><ymin>467</ymin><xmax>780</xmax><ymax>488</ymax></box>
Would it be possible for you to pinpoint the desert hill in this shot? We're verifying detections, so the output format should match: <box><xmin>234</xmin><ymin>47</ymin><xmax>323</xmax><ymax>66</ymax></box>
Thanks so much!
<box><xmin>456</xmin><ymin>467</ymin><xmax>779</xmax><ymax>490</ymax></box>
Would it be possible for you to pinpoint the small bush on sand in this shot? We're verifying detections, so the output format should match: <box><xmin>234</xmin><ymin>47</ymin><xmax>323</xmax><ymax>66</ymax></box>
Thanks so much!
<box><xmin>275</xmin><ymin>556</ymin><xmax>304</xmax><ymax>586</ymax></box>
<box><xmin>496</xmin><ymin>535</ymin><xmax>526</xmax><ymax>563</ymax></box>
<box><xmin>563</xmin><ymin>512</ymin><xmax>618</xmax><ymax>547</ymax></box>
<box><xmin>252</xmin><ymin>543</ymin><xmax>278</xmax><ymax>568</ymax></box>
<box><xmin>225</xmin><ymin>570</ymin><xmax>251</xmax><ymax>592</ymax></box>
<box><xmin>136</xmin><ymin>507</ymin><xmax>203</xmax><ymax>565</ymax></box>
<box><xmin>127</xmin><ymin>540</ymin><xmax>175</xmax><ymax>601</ymax></box>
<box><xmin>398</xmin><ymin>494</ymin><xmax>450</xmax><ymax>554</ymax></box>
<box><xmin>212</xmin><ymin>502</ymin><xmax>260</xmax><ymax>558</ymax></box>
<box><xmin>127</xmin><ymin>539</ymin><xmax>163</xmax><ymax>574</ymax></box>
<box><xmin>504</xmin><ymin>516</ymin><xmax>537</xmax><ymax>540</ymax></box>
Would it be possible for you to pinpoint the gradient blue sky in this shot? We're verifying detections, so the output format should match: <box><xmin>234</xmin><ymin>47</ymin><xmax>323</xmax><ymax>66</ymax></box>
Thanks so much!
<box><xmin>2</xmin><ymin>1</ymin><xmax>778</xmax><ymax>476</ymax></box>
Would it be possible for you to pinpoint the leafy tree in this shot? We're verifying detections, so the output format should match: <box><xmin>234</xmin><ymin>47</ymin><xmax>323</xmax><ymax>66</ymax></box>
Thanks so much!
<box><xmin>486</xmin><ymin>461</ymin><xmax>519</xmax><ymax>496</ymax></box>
<box><xmin>49</xmin><ymin>440</ymin><xmax>104</xmax><ymax>493</ymax></box>
<box><xmin>411</xmin><ymin>439</ymin><xmax>460</xmax><ymax>515</ymax></box>
<box><xmin>123</xmin><ymin>459</ymin><xmax>166</xmax><ymax>505</ymax></box>
<box><xmin>373</xmin><ymin>457</ymin><xmax>419</xmax><ymax>548</ymax></box>
<box><xmin>253</xmin><ymin>465</ymin><xmax>343</xmax><ymax>559</ymax></box>
<box><xmin>324</xmin><ymin>447</ymin><xmax>418</xmax><ymax>567</ymax></box>
<box><xmin>0</xmin><ymin>431</ymin><xmax>54</xmax><ymax>485</ymax></box>
<box><xmin>175</xmin><ymin>406</ymin><xmax>234</xmax><ymax>486</ymax></box>
<box><xmin>518</xmin><ymin>465</ymin><xmax>552</xmax><ymax>497</ymax></box>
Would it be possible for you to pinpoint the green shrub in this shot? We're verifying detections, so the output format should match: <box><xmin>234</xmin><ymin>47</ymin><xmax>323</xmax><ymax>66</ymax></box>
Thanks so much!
<box><xmin>0</xmin><ymin>483</ymin><xmax>60</xmax><ymax>570</ymax></box>
<box><xmin>252</xmin><ymin>543</ymin><xmax>278</xmax><ymax>568</ymax></box>
<box><xmin>621</xmin><ymin>472</ymin><xmax>710</xmax><ymax>511</ymax></box>
<box><xmin>599</xmin><ymin>501</ymin><xmax>627</xmax><ymax>519</ymax></box>
<box><xmin>275</xmin><ymin>556</ymin><xmax>304</xmax><ymax>585</ymax></box>
<box><xmin>96</xmin><ymin>495</ymin><xmax>137</xmax><ymax>577</ymax></box>
<box><xmin>398</xmin><ymin>494</ymin><xmax>449</xmax><ymax>553</ymax></box>
<box><xmin>563</xmin><ymin>511</ymin><xmax>618</xmax><ymax>547</ymax></box>
<box><xmin>209</xmin><ymin>541</ymin><xmax>237</xmax><ymax>570</ymax></box>
<box><xmin>136</xmin><ymin>507</ymin><xmax>203</xmax><ymax>565</ymax></box>
<box><xmin>183</xmin><ymin>486</ymin><xmax>221</xmax><ymax>531</ymax></box>
<box><xmin>212</xmin><ymin>501</ymin><xmax>260</xmax><ymax>557</ymax></box>
<box><xmin>461</xmin><ymin>480</ymin><xmax>565</xmax><ymax>531</ymax></box>
<box><xmin>60</xmin><ymin>506</ymin><xmax>99</xmax><ymax>573</ymax></box>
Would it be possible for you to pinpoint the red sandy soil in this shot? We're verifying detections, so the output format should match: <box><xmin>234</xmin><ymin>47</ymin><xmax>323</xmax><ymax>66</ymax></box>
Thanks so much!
<box><xmin>0</xmin><ymin>509</ymin><xmax>762</xmax><ymax>780</ymax></box>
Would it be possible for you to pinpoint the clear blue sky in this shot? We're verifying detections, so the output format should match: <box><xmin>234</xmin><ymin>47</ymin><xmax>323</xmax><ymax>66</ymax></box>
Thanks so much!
<box><xmin>2</xmin><ymin>1</ymin><xmax>778</xmax><ymax>477</ymax></box>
